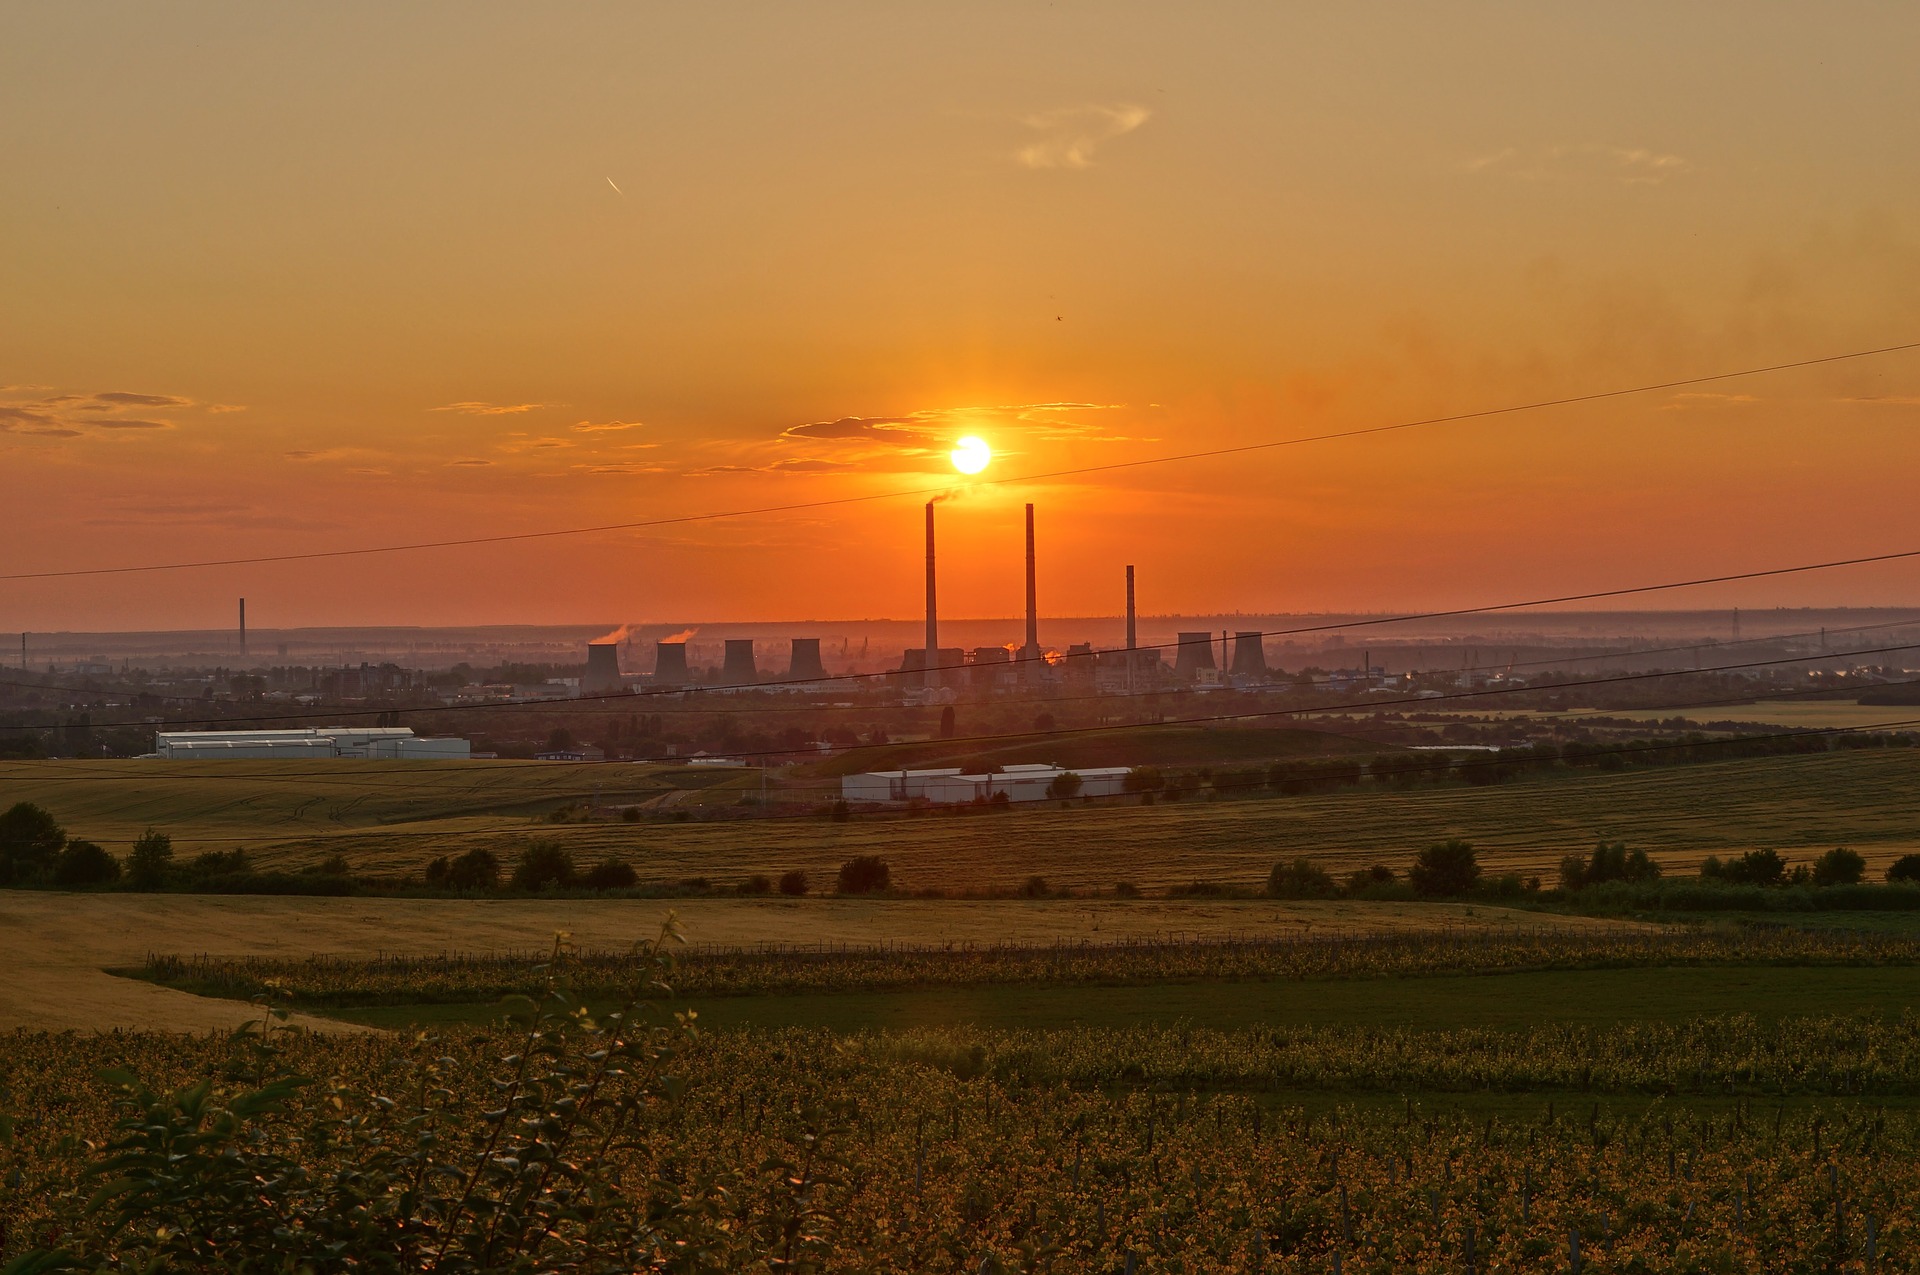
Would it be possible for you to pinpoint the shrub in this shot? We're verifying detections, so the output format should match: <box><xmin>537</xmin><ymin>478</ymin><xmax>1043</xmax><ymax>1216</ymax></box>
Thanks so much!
<box><xmin>308</xmin><ymin>854</ymin><xmax>351</xmax><ymax>877</ymax></box>
<box><xmin>829</xmin><ymin>799</ymin><xmax>851</xmax><ymax>822</ymax></box>
<box><xmin>1018</xmin><ymin>875</ymin><xmax>1050</xmax><ymax>898</ymax></box>
<box><xmin>1266</xmin><ymin>857</ymin><xmax>1336</xmax><ymax>898</ymax></box>
<box><xmin>1045</xmin><ymin>771</ymin><xmax>1084</xmax><ymax>800</ymax></box>
<box><xmin>191</xmin><ymin>849</ymin><xmax>252</xmax><ymax>877</ymax></box>
<box><xmin>1888</xmin><ymin>854</ymin><xmax>1920</xmax><ymax>884</ymax></box>
<box><xmin>52</xmin><ymin>839</ymin><xmax>121</xmax><ymax>887</ymax></box>
<box><xmin>124</xmin><ymin>828</ymin><xmax>174</xmax><ymax>891</ymax></box>
<box><xmin>1701</xmin><ymin>848</ymin><xmax>1787</xmax><ymax>887</ymax></box>
<box><xmin>621</xmin><ymin>806</ymin><xmax>642</xmax><ymax>823</ymax></box>
<box><xmin>582</xmin><ymin>858</ymin><xmax>637</xmax><ymax>891</ymax></box>
<box><xmin>444</xmin><ymin>847</ymin><xmax>501</xmax><ymax>891</ymax></box>
<box><xmin>1123</xmin><ymin>766</ymin><xmax>1164</xmax><ymax>794</ymax></box>
<box><xmin>1410</xmin><ymin>839</ymin><xmax>1481</xmax><ymax>897</ymax></box>
<box><xmin>513</xmin><ymin>842</ymin><xmax>577</xmax><ymax>891</ymax></box>
<box><xmin>778</xmin><ymin>869</ymin><xmax>810</xmax><ymax>896</ymax></box>
<box><xmin>0</xmin><ymin>801</ymin><xmax>65</xmax><ymax>884</ymax></box>
<box><xmin>1345</xmin><ymin>863</ymin><xmax>1397</xmax><ymax>894</ymax></box>
<box><xmin>836</xmin><ymin>855</ymin><xmax>891</xmax><ymax>895</ymax></box>
<box><xmin>1113</xmin><ymin>880</ymin><xmax>1141</xmax><ymax>898</ymax></box>
<box><xmin>424</xmin><ymin>856</ymin><xmax>452</xmax><ymax>887</ymax></box>
<box><xmin>738</xmin><ymin>873</ymin><xmax>774</xmax><ymax>895</ymax></box>
<box><xmin>1812</xmin><ymin>847</ymin><xmax>1867</xmax><ymax>887</ymax></box>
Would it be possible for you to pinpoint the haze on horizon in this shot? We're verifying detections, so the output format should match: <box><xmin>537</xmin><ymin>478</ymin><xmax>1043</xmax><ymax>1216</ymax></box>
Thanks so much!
<box><xmin>4</xmin><ymin>3</ymin><xmax>1920</xmax><ymax>633</ymax></box>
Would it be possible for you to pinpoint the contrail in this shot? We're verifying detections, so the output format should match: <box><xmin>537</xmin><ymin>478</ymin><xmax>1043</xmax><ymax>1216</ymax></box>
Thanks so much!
<box><xmin>606</xmin><ymin>177</ymin><xmax>623</xmax><ymax>195</ymax></box>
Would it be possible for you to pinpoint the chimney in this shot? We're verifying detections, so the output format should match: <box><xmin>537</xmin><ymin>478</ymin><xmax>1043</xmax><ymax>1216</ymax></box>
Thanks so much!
<box><xmin>787</xmin><ymin>637</ymin><xmax>826</xmax><ymax>681</ymax></box>
<box><xmin>584</xmin><ymin>643</ymin><xmax>623</xmax><ymax>695</ymax></box>
<box><xmin>1125</xmin><ymin>566</ymin><xmax>1136</xmax><ymax>650</ymax></box>
<box><xmin>924</xmin><ymin>501</ymin><xmax>938</xmax><ymax>687</ymax></box>
<box><xmin>1024</xmin><ymin>503</ymin><xmax>1039</xmax><ymax>660</ymax></box>
<box><xmin>721</xmin><ymin>639</ymin><xmax>759</xmax><ymax>685</ymax></box>
<box><xmin>653</xmin><ymin>641</ymin><xmax>690</xmax><ymax>685</ymax></box>
<box><xmin>238</xmin><ymin>598</ymin><xmax>247</xmax><ymax>656</ymax></box>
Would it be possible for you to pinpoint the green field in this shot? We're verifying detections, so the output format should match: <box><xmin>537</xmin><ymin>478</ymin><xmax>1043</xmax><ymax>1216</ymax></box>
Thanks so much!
<box><xmin>4</xmin><ymin>746</ymin><xmax>1918</xmax><ymax>890</ymax></box>
<box><xmin>320</xmin><ymin>963</ymin><xmax>1920</xmax><ymax>1032</ymax></box>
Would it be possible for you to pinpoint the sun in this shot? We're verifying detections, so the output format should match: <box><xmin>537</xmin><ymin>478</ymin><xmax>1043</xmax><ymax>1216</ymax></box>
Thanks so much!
<box><xmin>949</xmin><ymin>435</ymin><xmax>992</xmax><ymax>475</ymax></box>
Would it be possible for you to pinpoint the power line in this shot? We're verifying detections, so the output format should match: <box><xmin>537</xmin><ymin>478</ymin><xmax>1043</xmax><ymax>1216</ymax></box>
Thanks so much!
<box><xmin>5</xmin><ymin>339</ymin><xmax>1918</xmax><ymax>582</ymax></box>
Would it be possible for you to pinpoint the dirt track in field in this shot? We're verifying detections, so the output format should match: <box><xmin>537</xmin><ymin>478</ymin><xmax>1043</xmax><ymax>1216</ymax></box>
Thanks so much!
<box><xmin>0</xmin><ymin>893</ymin><xmax>1636</xmax><ymax>1032</ymax></box>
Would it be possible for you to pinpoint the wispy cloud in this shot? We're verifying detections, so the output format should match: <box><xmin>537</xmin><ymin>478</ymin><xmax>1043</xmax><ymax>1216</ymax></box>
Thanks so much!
<box><xmin>571</xmin><ymin>419</ymin><xmax>644</xmax><ymax>433</ymax></box>
<box><xmin>1660</xmin><ymin>392</ymin><xmax>1757</xmax><ymax>411</ymax></box>
<box><xmin>446</xmin><ymin>458</ymin><xmax>496</xmax><ymax>467</ymax></box>
<box><xmin>432</xmin><ymin>401</ymin><xmax>548</xmax><ymax>415</ymax></box>
<box><xmin>1</xmin><ymin>387</ymin><xmax>235</xmax><ymax>438</ymax></box>
<box><xmin>91</xmin><ymin>391</ymin><xmax>191</xmax><ymax>407</ymax></box>
<box><xmin>1016</xmin><ymin>104</ymin><xmax>1150</xmax><ymax>170</ymax></box>
<box><xmin>90</xmin><ymin>418</ymin><xmax>174</xmax><ymax>430</ymax></box>
<box><xmin>1465</xmin><ymin>144</ymin><xmax>1690</xmax><ymax>186</ymax></box>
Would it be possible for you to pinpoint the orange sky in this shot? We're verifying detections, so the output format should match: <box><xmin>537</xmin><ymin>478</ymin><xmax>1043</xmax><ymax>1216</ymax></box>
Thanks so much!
<box><xmin>4</xmin><ymin>4</ymin><xmax>1920</xmax><ymax>631</ymax></box>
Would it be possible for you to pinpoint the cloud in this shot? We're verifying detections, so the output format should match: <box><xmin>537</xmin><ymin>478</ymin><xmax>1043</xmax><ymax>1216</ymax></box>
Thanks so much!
<box><xmin>1842</xmin><ymin>395</ymin><xmax>1920</xmax><ymax>406</ymax></box>
<box><xmin>207</xmin><ymin>403</ymin><xmax>248</xmax><ymax>413</ymax></box>
<box><xmin>782</xmin><ymin>414</ymin><xmax>943</xmax><ymax>445</ymax></box>
<box><xmin>1016</xmin><ymin>104</ymin><xmax>1150</xmax><ymax>170</ymax></box>
<box><xmin>90</xmin><ymin>418</ymin><xmax>173</xmax><ymax>430</ymax></box>
<box><xmin>1465</xmin><ymin>144</ymin><xmax>1690</xmax><ymax>186</ymax></box>
<box><xmin>1660</xmin><ymin>392</ymin><xmax>1757</xmax><ymax>411</ymax></box>
<box><xmin>446</xmin><ymin>458</ymin><xmax>495</xmax><ymax>467</ymax></box>
<box><xmin>432</xmin><ymin>401</ymin><xmax>547</xmax><ymax>415</ymax></box>
<box><xmin>571</xmin><ymin>419</ymin><xmax>644</xmax><ymax>432</ymax></box>
<box><xmin>92</xmin><ymin>391</ymin><xmax>191</xmax><ymax>407</ymax></box>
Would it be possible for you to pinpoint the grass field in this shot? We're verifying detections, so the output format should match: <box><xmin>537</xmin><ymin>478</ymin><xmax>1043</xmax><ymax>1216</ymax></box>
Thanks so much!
<box><xmin>1310</xmin><ymin>699</ymin><xmax>1920</xmax><ymax>732</ymax></box>
<box><xmin>4</xmin><ymin>746</ymin><xmax>1918</xmax><ymax>889</ymax></box>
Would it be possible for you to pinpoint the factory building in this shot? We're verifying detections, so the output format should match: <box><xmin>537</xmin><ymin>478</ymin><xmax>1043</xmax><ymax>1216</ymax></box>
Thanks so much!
<box><xmin>841</xmin><ymin>763</ymin><xmax>1133</xmax><ymax>805</ymax></box>
<box><xmin>154</xmin><ymin>727</ymin><xmax>471</xmax><ymax>760</ymax></box>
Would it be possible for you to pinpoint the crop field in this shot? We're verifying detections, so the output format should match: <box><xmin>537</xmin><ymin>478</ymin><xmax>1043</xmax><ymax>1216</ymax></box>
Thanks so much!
<box><xmin>7</xmin><ymin>965</ymin><xmax>1920</xmax><ymax>1269</ymax></box>
<box><xmin>4</xmin><ymin>746</ymin><xmax>1919</xmax><ymax>889</ymax></box>
<box><xmin>1315</xmin><ymin>699</ymin><xmax>1920</xmax><ymax>733</ymax></box>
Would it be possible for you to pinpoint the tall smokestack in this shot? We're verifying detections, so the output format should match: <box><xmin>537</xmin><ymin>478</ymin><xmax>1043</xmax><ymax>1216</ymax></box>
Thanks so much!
<box><xmin>1125</xmin><ymin>566</ymin><xmax>1136</xmax><ymax>650</ymax></box>
<box><xmin>238</xmin><ymin>598</ymin><xmax>247</xmax><ymax>656</ymax></box>
<box><xmin>1024</xmin><ymin>503</ymin><xmax>1038</xmax><ymax>654</ymax></box>
<box><xmin>924</xmin><ymin>501</ymin><xmax>938</xmax><ymax>687</ymax></box>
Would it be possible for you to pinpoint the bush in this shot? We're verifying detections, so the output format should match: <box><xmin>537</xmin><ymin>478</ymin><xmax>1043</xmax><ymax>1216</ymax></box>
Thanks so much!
<box><xmin>52</xmin><ymin>839</ymin><xmax>120</xmax><ymax>887</ymax></box>
<box><xmin>1345</xmin><ymin>863</ymin><xmax>1397</xmax><ymax>894</ymax></box>
<box><xmin>191</xmin><ymin>849</ymin><xmax>252</xmax><ymax>877</ymax></box>
<box><xmin>1560</xmin><ymin>841</ymin><xmax>1662</xmax><ymax>891</ymax></box>
<box><xmin>836</xmin><ymin>855</ymin><xmax>891</xmax><ymax>895</ymax></box>
<box><xmin>444</xmin><ymin>847</ymin><xmax>501</xmax><ymax>891</ymax></box>
<box><xmin>125</xmin><ymin>828</ymin><xmax>174</xmax><ymax>891</ymax></box>
<box><xmin>1018</xmin><ymin>875</ymin><xmax>1050</xmax><ymax>898</ymax></box>
<box><xmin>1266</xmin><ymin>857</ymin><xmax>1336</xmax><ymax>898</ymax></box>
<box><xmin>1410</xmin><ymin>839</ymin><xmax>1481</xmax><ymax>897</ymax></box>
<box><xmin>1888</xmin><ymin>854</ymin><xmax>1920</xmax><ymax>885</ymax></box>
<box><xmin>1812</xmin><ymin>847</ymin><xmax>1867</xmax><ymax>887</ymax></box>
<box><xmin>0</xmin><ymin>801</ymin><xmax>66</xmax><ymax>884</ymax></box>
<box><xmin>778</xmin><ymin>869</ymin><xmax>809</xmax><ymax>896</ymax></box>
<box><xmin>1045</xmin><ymin>772</ymin><xmax>1084</xmax><ymax>800</ymax></box>
<box><xmin>829</xmin><ymin>799</ymin><xmax>850</xmax><ymax>822</ymax></box>
<box><xmin>1701</xmin><ymin>848</ymin><xmax>1787</xmax><ymax>887</ymax></box>
<box><xmin>738</xmin><ymin>873</ymin><xmax>773</xmax><ymax>895</ymax></box>
<box><xmin>513</xmin><ymin>842</ymin><xmax>577</xmax><ymax>891</ymax></box>
<box><xmin>1113</xmin><ymin>880</ymin><xmax>1141</xmax><ymax>898</ymax></box>
<box><xmin>308</xmin><ymin>854</ymin><xmax>351</xmax><ymax>877</ymax></box>
<box><xmin>582</xmin><ymin>858</ymin><xmax>637</xmax><ymax>891</ymax></box>
<box><xmin>1123</xmin><ymin>766</ymin><xmax>1164</xmax><ymax>794</ymax></box>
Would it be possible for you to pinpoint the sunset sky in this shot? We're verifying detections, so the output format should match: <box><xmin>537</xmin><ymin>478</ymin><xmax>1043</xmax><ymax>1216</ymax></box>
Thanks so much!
<box><xmin>5</xmin><ymin>4</ymin><xmax>1920</xmax><ymax>631</ymax></box>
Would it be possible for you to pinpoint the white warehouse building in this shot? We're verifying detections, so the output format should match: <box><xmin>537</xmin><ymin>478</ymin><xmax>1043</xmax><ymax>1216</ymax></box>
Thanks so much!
<box><xmin>154</xmin><ymin>727</ymin><xmax>471</xmax><ymax>760</ymax></box>
<box><xmin>842</xmin><ymin>763</ymin><xmax>1132</xmax><ymax>805</ymax></box>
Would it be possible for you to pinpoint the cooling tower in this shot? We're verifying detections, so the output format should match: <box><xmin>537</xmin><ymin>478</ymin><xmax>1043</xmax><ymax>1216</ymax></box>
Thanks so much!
<box><xmin>721</xmin><ymin>639</ymin><xmax>759</xmax><ymax>685</ymax></box>
<box><xmin>653</xmin><ymin>641</ymin><xmax>690</xmax><ymax>684</ymax></box>
<box><xmin>584</xmin><ymin>642</ymin><xmax>623</xmax><ymax>695</ymax></box>
<box><xmin>1230</xmin><ymin>631</ymin><xmax>1268</xmax><ymax>678</ymax></box>
<box><xmin>1173</xmin><ymin>631</ymin><xmax>1217</xmax><ymax>680</ymax></box>
<box><xmin>787</xmin><ymin>637</ymin><xmax>826</xmax><ymax>681</ymax></box>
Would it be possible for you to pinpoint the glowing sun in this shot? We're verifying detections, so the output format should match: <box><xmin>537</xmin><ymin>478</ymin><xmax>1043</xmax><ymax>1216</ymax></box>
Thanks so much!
<box><xmin>949</xmin><ymin>435</ymin><xmax>992</xmax><ymax>475</ymax></box>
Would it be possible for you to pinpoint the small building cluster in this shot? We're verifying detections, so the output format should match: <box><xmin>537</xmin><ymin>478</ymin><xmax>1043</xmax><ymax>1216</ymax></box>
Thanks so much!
<box><xmin>153</xmin><ymin>727</ymin><xmax>471</xmax><ymax>760</ymax></box>
<box><xmin>840</xmin><ymin>763</ymin><xmax>1132</xmax><ymax>806</ymax></box>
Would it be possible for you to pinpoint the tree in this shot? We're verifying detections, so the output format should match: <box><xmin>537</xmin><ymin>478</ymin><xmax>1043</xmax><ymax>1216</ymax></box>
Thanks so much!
<box><xmin>1045</xmin><ymin>771</ymin><xmax>1084</xmax><ymax>800</ymax></box>
<box><xmin>1812</xmin><ymin>847</ymin><xmax>1867</xmax><ymax>887</ymax></box>
<box><xmin>1887</xmin><ymin>853</ymin><xmax>1920</xmax><ymax>885</ymax></box>
<box><xmin>1559</xmin><ymin>841</ymin><xmax>1662</xmax><ymax>891</ymax></box>
<box><xmin>1123</xmin><ymin>766</ymin><xmax>1164</xmax><ymax>794</ymax></box>
<box><xmin>445</xmin><ymin>847</ymin><xmax>501</xmax><ymax>891</ymax></box>
<box><xmin>582</xmin><ymin>858</ymin><xmax>637</xmax><ymax>890</ymax></box>
<box><xmin>124</xmin><ymin>828</ymin><xmax>174</xmax><ymax>891</ymax></box>
<box><xmin>53</xmin><ymin>840</ymin><xmax>121</xmax><ymax>887</ymax></box>
<box><xmin>0</xmin><ymin>801</ymin><xmax>66</xmax><ymax>884</ymax></box>
<box><xmin>938</xmin><ymin>706</ymin><xmax>956</xmax><ymax>739</ymax></box>
<box><xmin>545</xmin><ymin>727</ymin><xmax>577</xmax><ymax>753</ymax></box>
<box><xmin>1018</xmin><ymin>875</ymin><xmax>1050</xmax><ymax>898</ymax></box>
<box><xmin>778</xmin><ymin>869</ymin><xmax>809</xmax><ymax>896</ymax></box>
<box><xmin>836</xmin><ymin>855</ymin><xmax>891</xmax><ymax>895</ymax></box>
<box><xmin>513</xmin><ymin>842</ymin><xmax>577</xmax><ymax>891</ymax></box>
<box><xmin>1409</xmin><ymin>839</ymin><xmax>1481</xmax><ymax>897</ymax></box>
<box><xmin>1266</xmin><ymin>857</ymin><xmax>1336</xmax><ymax>898</ymax></box>
<box><xmin>1701</xmin><ymin>848</ymin><xmax>1787</xmax><ymax>887</ymax></box>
